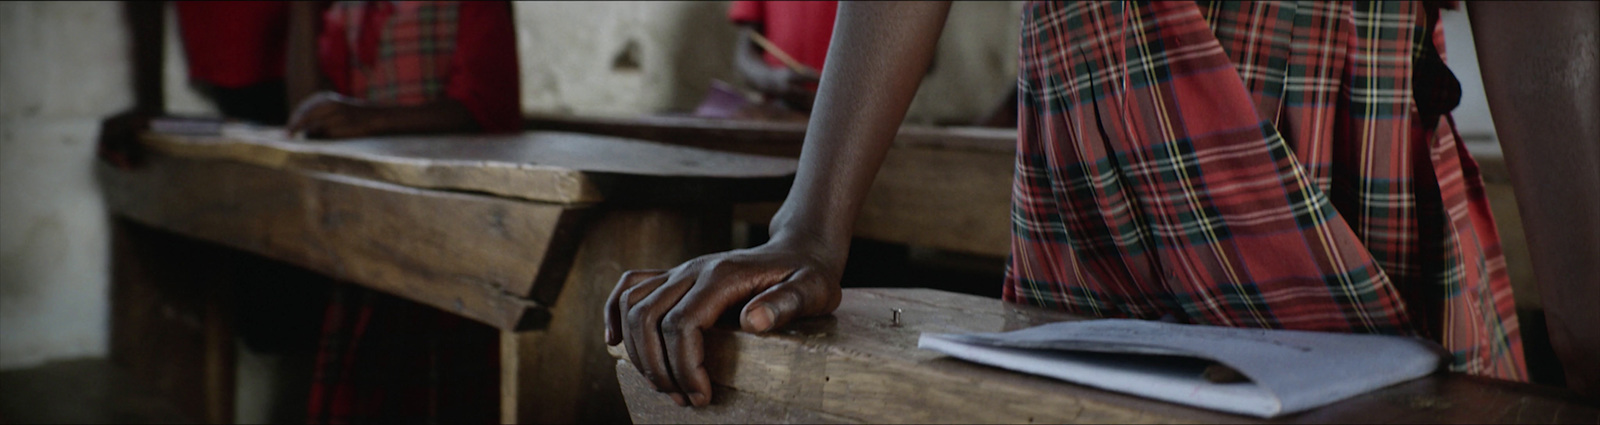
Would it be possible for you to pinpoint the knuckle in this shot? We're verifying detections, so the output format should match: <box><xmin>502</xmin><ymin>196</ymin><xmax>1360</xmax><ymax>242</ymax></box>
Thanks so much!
<box><xmin>660</xmin><ymin>312</ymin><xmax>690</xmax><ymax>334</ymax></box>
<box><xmin>624</xmin><ymin>307</ymin><xmax>653</xmax><ymax>328</ymax></box>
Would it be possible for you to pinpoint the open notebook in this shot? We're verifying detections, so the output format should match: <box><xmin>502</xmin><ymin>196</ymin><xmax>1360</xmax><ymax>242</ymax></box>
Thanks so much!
<box><xmin>918</xmin><ymin>319</ymin><xmax>1443</xmax><ymax>418</ymax></box>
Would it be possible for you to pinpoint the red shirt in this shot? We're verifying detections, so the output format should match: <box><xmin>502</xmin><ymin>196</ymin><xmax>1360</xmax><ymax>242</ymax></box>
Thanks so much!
<box><xmin>728</xmin><ymin>1</ymin><xmax>838</xmax><ymax>72</ymax></box>
<box><xmin>317</xmin><ymin>1</ymin><xmax>522</xmax><ymax>133</ymax></box>
<box><xmin>174</xmin><ymin>1</ymin><xmax>289</xmax><ymax>88</ymax></box>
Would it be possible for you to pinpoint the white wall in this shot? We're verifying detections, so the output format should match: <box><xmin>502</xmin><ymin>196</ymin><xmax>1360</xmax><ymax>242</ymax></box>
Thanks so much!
<box><xmin>511</xmin><ymin>1</ymin><xmax>1022</xmax><ymax>124</ymax></box>
<box><xmin>0</xmin><ymin>1</ymin><xmax>126</xmax><ymax>369</ymax></box>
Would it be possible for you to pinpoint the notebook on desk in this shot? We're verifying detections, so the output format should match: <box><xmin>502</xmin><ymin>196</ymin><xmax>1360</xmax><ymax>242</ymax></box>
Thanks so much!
<box><xmin>918</xmin><ymin>319</ymin><xmax>1444</xmax><ymax>418</ymax></box>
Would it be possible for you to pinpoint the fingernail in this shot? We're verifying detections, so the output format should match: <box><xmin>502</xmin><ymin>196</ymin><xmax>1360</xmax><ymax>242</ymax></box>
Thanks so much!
<box><xmin>746</xmin><ymin>304</ymin><xmax>775</xmax><ymax>332</ymax></box>
<box><xmin>669</xmin><ymin>393</ymin><xmax>686</xmax><ymax>406</ymax></box>
<box><xmin>688</xmin><ymin>392</ymin><xmax>708</xmax><ymax>406</ymax></box>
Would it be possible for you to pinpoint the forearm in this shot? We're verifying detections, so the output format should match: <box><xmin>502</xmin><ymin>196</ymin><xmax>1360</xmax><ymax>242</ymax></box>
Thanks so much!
<box><xmin>126</xmin><ymin>0</ymin><xmax>165</xmax><ymax>114</ymax></box>
<box><xmin>735</xmin><ymin>27</ymin><xmax>777</xmax><ymax>83</ymax></box>
<box><xmin>365</xmin><ymin>99</ymin><xmax>479</xmax><ymax>136</ymax></box>
<box><xmin>768</xmin><ymin>1</ymin><xmax>951</xmax><ymax>253</ymax></box>
<box><xmin>286</xmin><ymin>1</ymin><xmax>328</xmax><ymax>112</ymax></box>
<box><xmin>1467</xmin><ymin>1</ymin><xmax>1600</xmax><ymax>394</ymax></box>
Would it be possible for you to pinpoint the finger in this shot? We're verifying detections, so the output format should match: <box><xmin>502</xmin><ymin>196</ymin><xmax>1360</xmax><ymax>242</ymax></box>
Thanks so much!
<box><xmin>617</xmin><ymin>274</ymin><xmax>669</xmax><ymax>392</ymax></box>
<box><xmin>741</xmin><ymin>269</ymin><xmax>840</xmax><ymax>333</ymax></box>
<box><xmin>287</xmin><ymin>104</ymin><xmax>330</xmax><ymax>136</ymax></box>
<box><xmin>626</xmin><ymin>269</ymin><xmax>701</xmax><ymax>396</ymax></box>
<box><xmin>287</xmin><ymin>94</ymin><xmax>338</xmax><ymax>135</ymax></box>
<box><xmin>661</xmin><ymin>262</ymin><xmax>777</xmax><ymax>406</ymax></box>
<box><xmin>607</xmin><ymin>269</ymin><xmax>667</xmax><ymax>345</ymax></box>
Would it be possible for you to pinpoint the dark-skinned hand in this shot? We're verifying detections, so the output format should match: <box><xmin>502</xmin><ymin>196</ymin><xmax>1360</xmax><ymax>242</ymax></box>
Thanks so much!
<box><xmin>286</xmin><ymin>91</ymin><xmax>383</xmax><ymax>139</ymax></box>
<box><xmin>97</xmin><ymin>110</ymin><xmax>155</xmax><ymax>169</ymax></box>
<box><xmin>604</xmin><ymin>234</ymin><xmax>845</xmax><ymax>408</ymax></box>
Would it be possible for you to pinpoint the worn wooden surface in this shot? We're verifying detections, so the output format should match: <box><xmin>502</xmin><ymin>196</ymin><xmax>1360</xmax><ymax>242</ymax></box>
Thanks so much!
<box><xmin>612</xmin><ymin>288</ymin><xmax>1599</xmax><ymax>424</ymax></box>
<box><xmin>98</xmin><ymin>152</ymin><xmax>577</xmax><ymax>330</ymax></box>
<box><xmin>529</xmin><ymin>113</ymin><xmax>1017</xmax><ymax>256</ymax></box>
<box><xmin>504</xmin><ymin>206</ymin><xmax>733</xmax><ymax>424</ymax></box>
<box><xmin>140</xmin><ymin>125</ymin><xmax>798</xmax><ymax>205</ymax></box>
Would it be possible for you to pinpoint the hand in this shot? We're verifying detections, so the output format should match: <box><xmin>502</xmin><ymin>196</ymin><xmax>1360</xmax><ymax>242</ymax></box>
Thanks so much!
<box><xmin>743</xmin><ymin>66</ymin><xmax>820</xmax><ymax>106</ymax></box>
<box><xmin>97</xmin><ymin>110</ymin><xmax>155</xmax><ymax>169</ymax></box>
<box><xmin>604</xmin><ymin>234</ymin><xmax>845</xmax><ymax>407</ymax></box>
<box><xmin>286</xmin><ymin>91</ymin><xmax>382</xmax><ymax>139</ymax></box>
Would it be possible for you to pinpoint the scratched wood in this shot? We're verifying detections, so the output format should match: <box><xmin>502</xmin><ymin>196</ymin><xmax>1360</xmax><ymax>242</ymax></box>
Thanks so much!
<box><xmin>612</xmin><ymin>288</ymin><xmax>1600</xmax><ymax>424</ymax></box>
<box><xmin>98</xmin><ymin>152</ymin><xmax>578</xmax><ymax>330</ymax></box>
<box><xmin>139</xmin><ymin>125</ymin><xmax>798</xmax><ymax>205</ymax></box>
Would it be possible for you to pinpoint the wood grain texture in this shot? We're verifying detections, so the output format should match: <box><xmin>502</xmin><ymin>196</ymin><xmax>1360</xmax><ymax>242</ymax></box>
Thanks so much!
<box><xmin>504</xmin><ymin>207</ymin><xmax>733</xmax><ymax>424</ymax></box>
<box><xmin>524</xmin><ymin>112</ymin><xmax>1017</xmax><ymax>158</ymax></box>
<box><xmin>613</xmin><ymin>288</ymin><xmax>1600</xmax><ymax>424</ymax></box>
<box><xmin>140</xmin><ymin>125</ymin><xmax>798</xmax><ymax>205</ymax></box>
<box><xmin>99</xmin><ymin>152</ymin><xmax>577</xmax><ymax>330</ymax></box>
<box><xmin>525</xmin><ymin>114</ymin><xmax>1018</xmax><ymax>256</ymax></box>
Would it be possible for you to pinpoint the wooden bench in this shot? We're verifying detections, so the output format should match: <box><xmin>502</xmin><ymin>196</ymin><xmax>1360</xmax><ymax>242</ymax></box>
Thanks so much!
<box><xmin>98</xmin><ymin>124</ymin><xmax>797</xmax><ymax>423</ymax></box>
<box><xmin>611</xmin><ymin>288</ymin><xmax>1599</xmax><ymax>424</ymax></box>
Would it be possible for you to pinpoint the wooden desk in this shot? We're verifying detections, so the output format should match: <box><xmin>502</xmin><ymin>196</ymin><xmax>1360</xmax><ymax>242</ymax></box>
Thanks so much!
<box><xmin>97</xmin><ymin>125</ymin><xmax>796</xmax><ymax>423</ymax></box>
<box><xmin>611</xmin><ymin>288</ymin><xmax>1599</xmax><ymax>424</ymax></box>
<box><xmin>526</xmin><ymin>113</ymin><xmax>1019</xmax><ymax>257</ymax></box>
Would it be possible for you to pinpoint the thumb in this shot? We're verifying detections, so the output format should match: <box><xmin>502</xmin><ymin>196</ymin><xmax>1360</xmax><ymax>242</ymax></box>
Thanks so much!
<box><xmin>738</xmin><ymin>270</ymin><xmax>838</xmax><ymax>333</ymax></box>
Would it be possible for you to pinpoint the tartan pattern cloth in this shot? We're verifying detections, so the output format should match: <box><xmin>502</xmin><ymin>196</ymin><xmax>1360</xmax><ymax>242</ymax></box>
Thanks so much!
<box><xmin>326</xmin><ymin>1</ymin><xmax>459</xmax><ymax>105</ymax></box>
<box><xmin>1005</xmin><ymin>1</ymin><xmax>1525</xmax><ymax>380</ymax></box>
<box><xmin>309</xmin><ymin>3</ymin><xmax>501</xmax><ymax>423</ymax></box>
<box><xmin>308</xmin><ymin>286</ymin><xmax>500</xmax><ymax>424</ymax></box>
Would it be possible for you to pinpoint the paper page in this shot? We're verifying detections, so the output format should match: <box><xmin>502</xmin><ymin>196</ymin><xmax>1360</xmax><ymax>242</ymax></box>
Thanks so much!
<box><xmin>919</xmin><ymin>319</ymin><xmax>1441</xmax><ymax>418</ymax></box>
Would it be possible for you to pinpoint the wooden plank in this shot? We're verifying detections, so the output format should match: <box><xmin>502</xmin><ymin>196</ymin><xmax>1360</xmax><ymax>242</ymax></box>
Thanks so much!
<box><xmin>524</xmin><ymin>114</ymin><xmax>1019</xmax><ymax>256</ymax></box>
<box><xmin>504</xmin><ymin>206</ymin><xmax>733</xmax><ymax>424</ymax></box>
<box><xmin>613</xmin><ymin>288</ymin><xmax>1600</xmax><ymax>424</ymax></box>
<box><xmin>524</xmin><ymin>113</ymin><xmax>1017</xmax><ymax>158</ymax></box>
<box><xmin>856</xmin><ymin>146</ymin><xmax>1014</xmax><ymax>257</ymax></box>
<box><xmin>98</xmin><ymin>152</ymin><xmax>576</xmax><ymax>330</ymax></box>
<box><xmin>140</xmin><ymin>125</ymin><xmax>798</xmax><ymax>205</ymax></box>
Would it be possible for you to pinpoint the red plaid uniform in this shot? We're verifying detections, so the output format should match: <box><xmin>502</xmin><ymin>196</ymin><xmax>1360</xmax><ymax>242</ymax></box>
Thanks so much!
<box><xmin>318</xmin><ymin>1</ymin><xmax>522</xmax><ymax>133</ymax></box>
<box><xmin>1006</xmin><ymin>1</ymin><xmax>1524</xmax><ymax>380</ymax></box>
<box><xmin>309</xmin><ymin>2</ymin><xmax>519</xmax><ymax>423</ymax></box>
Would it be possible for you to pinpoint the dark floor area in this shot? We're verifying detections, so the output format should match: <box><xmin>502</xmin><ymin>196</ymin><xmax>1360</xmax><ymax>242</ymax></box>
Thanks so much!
<box><xmin>0</xmin><ymin>358</ymin><xmax>195</xmax><ymax>424</ymax></box>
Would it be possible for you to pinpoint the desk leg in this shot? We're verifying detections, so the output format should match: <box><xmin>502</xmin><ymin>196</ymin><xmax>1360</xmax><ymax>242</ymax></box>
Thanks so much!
<box><xmin>109</xmin><ymin>218</ymin><xmax>237</xmax><ymax>424</ymax></box>
<box><xmin>501</xmin><ymin>206</ymin><xmax>731</xmax><ymax>424</ymax></box>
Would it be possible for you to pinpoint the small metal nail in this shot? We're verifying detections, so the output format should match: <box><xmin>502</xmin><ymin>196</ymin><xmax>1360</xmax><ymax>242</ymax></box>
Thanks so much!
<box><xmin>891</xmin><ymin>308</ymin><xmax>903</xmax><ymax>326</ymax></box>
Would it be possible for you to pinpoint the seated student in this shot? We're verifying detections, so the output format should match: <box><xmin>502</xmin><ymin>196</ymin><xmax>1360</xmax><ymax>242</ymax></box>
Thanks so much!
<box><xmin>607</xmin><ymin>1</ymin><xmax>1600</xmax><ymax>408</ymax></box>
<box><xmin>284</xmin><ymin>2</ymin><xmax>521</xmax><ymax>423</ymax></box>
<box><xmin>286</xmin><ymin>1</ymin><xmax>521</xmax><ymax>140</ymax></box>
<box><xmin>174</xmin><ymin>1</ymin><xmax>292</xmax><ymax>125</ymax></box>
<box><xmin>98</xmin><ymin>1</ymin><xmax>294</xmax><ymax>167</ymax></box>
<box><xmin>728</xmin><ymin>0</ymin><xmax>834</xmax><ymax>114</ymax></box>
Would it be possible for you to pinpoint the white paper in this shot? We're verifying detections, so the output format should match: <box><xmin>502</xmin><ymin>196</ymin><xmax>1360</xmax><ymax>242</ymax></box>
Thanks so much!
<box><xmin>918</xmin><ymin>319</ymin><xmax>1442</xmax><ymax>418</ymax></box>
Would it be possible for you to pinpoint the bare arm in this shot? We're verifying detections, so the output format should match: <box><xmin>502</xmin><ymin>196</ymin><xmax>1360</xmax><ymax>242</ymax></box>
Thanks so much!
<box><xmin>97</xmin><ymin>1</ymin><xmax>166</xmax><ymax>168</ymax></box>
<box><xmin>286</xmin><ymin>92</ymin><xmax>478</xmax><ymax>139</ymax></box>
<box><xmin>605</xmin><ymin>1</ymin><xmax>952</xmax><ymax>407</ymax></box>
<box><xmin>734</xmin><ymin>25</ymin><xmax>820</xmax><ymax>109</ymax></box>
<box><xmin>1467</xmin><ymin>1</ymin><xmax>1599</xmax><ymax>397</ymax></box>
<box><xmin>285</xmin><ymin>1</ymin><xmax>329</xmax><ymax>113</ymax></box>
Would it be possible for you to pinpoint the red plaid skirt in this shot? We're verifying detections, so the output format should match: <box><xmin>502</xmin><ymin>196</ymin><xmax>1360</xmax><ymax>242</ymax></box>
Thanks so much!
<box><xmin>1006</xmin><ymin>1</ymin><xmax>1524</xmax><ymax>380</ymax></box>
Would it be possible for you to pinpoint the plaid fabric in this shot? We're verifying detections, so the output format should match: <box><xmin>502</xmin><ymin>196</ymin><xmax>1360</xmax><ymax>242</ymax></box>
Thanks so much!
<box><xmin>309</xmin><ymin>286</ymin><xmax>500</xmax><ymax>424</ymax></box>
<box><xmin>326</xmin><ymin>1</ymin><xmax>459</xmax><ymax>104</ymax></box>
<box><xmin>1006</xmin><ymin>1</ymin><xmax>1524</xmax><ymax>380</ymax></box>
<box><xmin>310</xmin><ymin>3</ymin><xmax>499</xmax><ymax>423</ymax></box>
